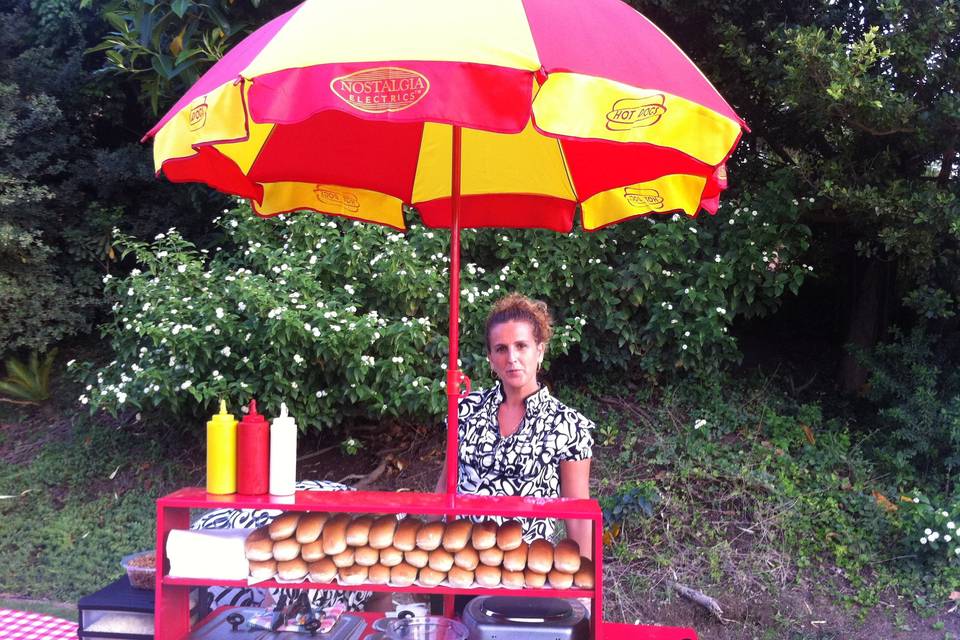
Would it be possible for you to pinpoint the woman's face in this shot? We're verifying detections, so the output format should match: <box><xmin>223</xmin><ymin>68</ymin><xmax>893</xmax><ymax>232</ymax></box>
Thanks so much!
<box><xmin>487</xmin><ymin>320</ymin><xmax>544</xmax><ymax>396</ymax></box>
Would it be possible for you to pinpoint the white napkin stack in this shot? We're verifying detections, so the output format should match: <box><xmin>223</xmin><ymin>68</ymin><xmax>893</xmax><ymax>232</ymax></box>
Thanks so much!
<box><xmin>166</xmin><ymin>528</ymin><xmax>251</xmax><ymax>580</ymax></box>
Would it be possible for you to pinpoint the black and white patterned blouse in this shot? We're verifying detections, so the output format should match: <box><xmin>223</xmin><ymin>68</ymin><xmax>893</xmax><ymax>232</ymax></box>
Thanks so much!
<box><xmin>456</xmin><ymin>382</ymin><xmax>594</xmax><ymax>541</ymax></box>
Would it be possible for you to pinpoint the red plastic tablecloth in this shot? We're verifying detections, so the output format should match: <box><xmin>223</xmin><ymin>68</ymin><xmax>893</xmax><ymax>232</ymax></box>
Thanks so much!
<box><xmin>0</xmin><ymin>609</ymin><xmax>77</xmax><ymax>640</ymax></box>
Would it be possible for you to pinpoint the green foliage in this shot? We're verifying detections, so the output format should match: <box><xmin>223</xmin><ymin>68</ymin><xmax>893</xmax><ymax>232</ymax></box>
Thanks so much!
<box><xmin>75</xmin><ymin>198</ymin><xmax>809</xmax><ymax>428</ymax></box>
<box><xmin>856</xmin><ymin>327</ymin><xmax>960</xmax><ymax>486</ymax></box>
<box><xmin>599</xmin><ymin>378</ymin><xmax>960</xmax><ymax>608</ymax></box>
<box><xmin>85</xmin><ymin>0</ymin><xmax>289</xmax><ymax>112</ymax></box>
<box><xmin>0</xmin><ymin>349</ymin><xmax>57</xmax><ymax>403</ymax></box>
<box><xmin>600</xmin><ymin>479</ymin><xmax>661</xmax><ymax>526</ymax></box>
<box><xmin>893</xmin><ymin>490</ymin><xmax>960</xmax><ymax>587</ymax></box>
<box><xmin>0</xmin><ymin>0</ymin><xmax>235</xmax><ymax>357</ymax></box>
<box><xmin>0</xmin><ymin>222</ymin><xmax>96</xmax><ymax>353</ymax></box>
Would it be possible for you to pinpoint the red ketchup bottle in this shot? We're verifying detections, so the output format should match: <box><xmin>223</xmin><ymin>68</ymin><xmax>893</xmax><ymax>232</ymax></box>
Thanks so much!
<box><xmin>236</xmin><ymin>399</ymin><xmax>270</xmax><ymax>495</ymax></box>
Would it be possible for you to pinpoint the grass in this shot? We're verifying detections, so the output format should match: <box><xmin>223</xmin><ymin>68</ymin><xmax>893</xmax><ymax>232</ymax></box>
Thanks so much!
<box><xmin>0</xmin><ymin>597</ymin><xmax>76</xmax><ymax>621</ymax></box>
<box><xmin>0</xmin><ymin>399</ymin><xmax>199</xmax><ymax>601</ymax></box>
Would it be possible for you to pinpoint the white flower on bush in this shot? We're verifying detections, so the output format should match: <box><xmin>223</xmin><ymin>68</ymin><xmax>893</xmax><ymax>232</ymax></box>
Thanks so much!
<box><xmin>78</xmin><ymin>394</ymin><xmax>89</xmax><ymax>405</ymax></box>
<box><xmin>177</xmin><ymin>264</ymin><xmax>187</xmax><ymax>273</ymax></box>
<box><xmin>694</xmin><ymin>419</ymin><xmax>707</xmax><ymax>429</ymax></box>
<box><xmin>925</xmin><ymin>528</ymin><xmax>933</xmax><ymax>536</ymax></box>
<box><xmin>942</xmin><ymin>511</ymin><xmax>950</xmax><ymax>518</ymax></box>
<box><xmin>293</xmin><ymin>354</ymin><xmax>304</xmax><ymax>364</ymax></box>
<box><xmin>948</xmin><ymin>522</ymin><xmax>956</xmax><ymax>529</ymax></box>
<box><xmin>361</xmin><ymin>355</ymin><xmax>375</xmax><ymax>367</ymax></box>
<box><xmin>221</xmin><ymin>347</ymin><xmax>231</xmax><ymax>357</ymax></box>
<box><xmin>392</xmin><ymin>356</ymin><xmax>404</xmax><ymax>364</ymax></box>
<box><xmin>291</xmin><ymin>382</ymin><xmax>298</xmax><ymax>390</ymax></box>
<box><xmin>920</xmin><ymin>537</ymin><xmax>927</xmax><ymax>544</ymax></box>
<box><xmin>316</xmin><ymin>390</ymin><xmax>328</xmax><ymax>398</ymax></box>
<box><xmin>215</xmin><ymin>308</ymin><xmax>224</xmax><ymax>319</ymax></box>
<box><xmin>716</xmin><ymin>307</ymin><xmax>727</xmax><ymax>315</ymax></box>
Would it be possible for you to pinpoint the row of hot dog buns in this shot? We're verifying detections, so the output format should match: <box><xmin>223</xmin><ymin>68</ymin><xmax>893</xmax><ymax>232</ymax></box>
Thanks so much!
<box><xmin>243</xmin><ymin>511</ymin><xmax>594</xmax><ymax>589</ymax></box>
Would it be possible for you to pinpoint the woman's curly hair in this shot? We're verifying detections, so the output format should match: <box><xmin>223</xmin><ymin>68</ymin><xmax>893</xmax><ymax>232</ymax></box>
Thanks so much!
<box><xmin>485</xmin><ymin>293</ymin><xmax>554</xmax><ymax>352</ymax></box>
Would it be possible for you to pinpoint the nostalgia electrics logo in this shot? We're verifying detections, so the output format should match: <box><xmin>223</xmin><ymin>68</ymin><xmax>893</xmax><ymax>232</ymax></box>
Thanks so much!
<box><xmin>624</xmin><ymin>187</ymin><xmax>665</xmax><ymax>212</ymax></box>
<box><xmin>314</xmin><ymin>186</ymin><xmax>360</xmax><ymax>213</ymax></box>
<box><xmin>331</xmin><ymin>67</ymin><xmax>430</xmax><ymax>114</ymax></box>
<box><xmin>605</xmin><ymin>94</ymin><xmax>667</xmax><ymax>131</ymax></box>
<box><xmin>188</xmin><ymin>98</ymin><xmax>208</xmax><ymax>131</ymax></box>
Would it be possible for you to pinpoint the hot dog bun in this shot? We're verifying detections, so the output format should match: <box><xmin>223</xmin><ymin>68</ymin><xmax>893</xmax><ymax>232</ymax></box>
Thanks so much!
<box><xmin>393</xmin><ymin>517</ymin><xmax>422</xmax><ymax>552</ymax></box>
<box><xmin>295</xmin><ymin>512</ymin><xmax>329</xmax><ymax>544</ymax></box>
<box><xmin>527</xmin><ymin>538</ymin><xmax>554</xmax><ymax>574</ymax></box>
<box><xmin>496</xmin><ymin>520</ymin><xmax>523</xmax><ymax>551</ymax></box>
<box><xmin>322</xmin><ymin>513</ymin><xmax>351</xmax><ymax>555</ymax></box>
<box><xmin>307</xmin><ymin>557</ymin><xmax>337</xmax><ymax>583</ymax></box>
<box><xmin>268</xmin><ymin>512</ymin><xmax>301</xmax><ymax>541</ymax></box>
<box><xmin>244</xmin><ymin>526</ymin><xmax>274</xmax><ymax>561</ymax></box>
<box><xmin>471</xmin><ymin>521</ymin><xmax>498</xmax><ymax>550</ymax></box>
<box><xmin>554</xmin><ymin>538</ymin><xmax>581</xmax><ymax>573</ymax></box>
<box><xmin>442</xmin><ymin>519</ymin><xmax>473</xmax><ymax>552</ymax></box>
<box><xmin>277</xmin><ymin>558</ymin><xmax>308</xmax><ymax>581</ymax></box>
<box><xmin>416</xmin><ymin>521</ymin><xmax>445</xmax><ymax>551</ymax></box>
<box><xmin>369</xmin><ymin>514</ymin><xmax>398</xmax><ymax>550</ymax></box>
<box><xmin>345</xmin><ymin>515</ymin><xmax>375</xmax><ymax>547</ymax></box>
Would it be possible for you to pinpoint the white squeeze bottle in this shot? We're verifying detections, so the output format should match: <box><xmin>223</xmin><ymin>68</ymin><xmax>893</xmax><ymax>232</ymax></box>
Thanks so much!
<box><xmin>269</xmin><ymin>402</ymin><xmax>297</xmax><ymax>495</ymax></box>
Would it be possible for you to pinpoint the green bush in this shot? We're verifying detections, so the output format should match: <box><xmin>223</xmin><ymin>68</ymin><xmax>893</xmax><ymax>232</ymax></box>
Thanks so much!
<box><xmin>894</xmin><ymin>490</ymin><xmax>960</xmax><ymax>587</ymax></box>
<box><xmin>0</xmin><ymin>223</ymin><xmax>97</xmax><ymax>353</ymax></box>
<box><xmin>77</xmin><ymin>192</ymin><xmax>810</xmax><ymax>429</ymax></box>
<box><xmin>856</xmin><ymin>327</ymin><xmax>960</xmax><ymax>486</ymax></box>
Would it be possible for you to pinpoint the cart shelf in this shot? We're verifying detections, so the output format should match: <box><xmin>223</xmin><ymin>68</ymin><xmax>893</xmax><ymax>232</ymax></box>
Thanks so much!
<box><xmin>155</xmin><ymin>487</ymin><xmax>604</xmax><ymax>640</ymax></box>
<box><xmin>162</xmin><ymin>576</ymin><xmax>595</xmax><ymax>599</ymax></box>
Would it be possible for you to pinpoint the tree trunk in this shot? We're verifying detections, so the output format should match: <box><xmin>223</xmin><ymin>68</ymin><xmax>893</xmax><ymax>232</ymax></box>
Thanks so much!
<box><xmin>838</xmin><ymin>257</ymin><xmax>891</xmax><ymax>393</ymax></box>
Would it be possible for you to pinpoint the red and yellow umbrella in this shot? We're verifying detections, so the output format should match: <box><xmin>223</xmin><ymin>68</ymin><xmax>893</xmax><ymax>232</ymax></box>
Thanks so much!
<box><xmin>145</xmin><ymin>0</ymin><xmax>747</xmax><ymax>494</ymax></box>
<box><xmin>146</xmin><ymin>0</ymin><xmax>744</xmax><ymax>231</ymax></box>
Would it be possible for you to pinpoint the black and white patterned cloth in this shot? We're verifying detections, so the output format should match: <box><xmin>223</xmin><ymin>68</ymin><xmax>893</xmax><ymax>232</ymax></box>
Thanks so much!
<box><xmin>456</xmin><ymin>382</ymin><xmax>594</xmax><ymax>541</ymax></box>
<box><xmin>191</xmin><ymin>479</ymin><xmax>371</xmax><ymax>612</ymax></box>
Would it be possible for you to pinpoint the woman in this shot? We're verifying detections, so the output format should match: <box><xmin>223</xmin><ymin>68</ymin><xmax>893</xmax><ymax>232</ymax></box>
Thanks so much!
<box><xmin>438</xmin><ymin>293</ymin><xmax>595</xmax><ymax>558</ymax></box>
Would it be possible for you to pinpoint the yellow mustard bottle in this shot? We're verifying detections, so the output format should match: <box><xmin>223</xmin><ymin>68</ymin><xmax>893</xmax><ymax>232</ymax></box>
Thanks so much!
<box><xmin>206</xmin><ymin>399</ymin><xmax>238</xmax><ymax>494</ymax></box>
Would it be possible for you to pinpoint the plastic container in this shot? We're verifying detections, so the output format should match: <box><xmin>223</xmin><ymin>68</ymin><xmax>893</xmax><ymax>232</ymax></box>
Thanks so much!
<box><xmin>206</xmin><ymin>399</ymin><xmax>238</xmax><ymax>494</ymax></box>
<box><xmin>269</xmin><ymin>402</ymin><xmax>297</xmax><ymax>495</ymax></box>
<box><xmin>237</xmin><ymin>399</ymin><xmax>270</xmax><ymax>495</ymax></box>
<box><xmin>120</xmin><ymin>550</ymin><xmax>156</xmax><ymax>590</ymax></box>
<box><xmin>379</xmin><ymin>616</ymin><xmax>469</xmax><ymax>640</ymax></box>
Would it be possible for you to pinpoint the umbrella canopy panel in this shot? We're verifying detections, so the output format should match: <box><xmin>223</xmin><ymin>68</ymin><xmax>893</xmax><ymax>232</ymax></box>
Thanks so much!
<box><xmin>147</xmin><ymin>0</ymin><xmax>746</xmax><ymax>232</ymax></box>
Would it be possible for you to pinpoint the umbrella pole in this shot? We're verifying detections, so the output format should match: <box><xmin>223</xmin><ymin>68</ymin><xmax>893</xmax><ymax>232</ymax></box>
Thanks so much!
<box><xmin>445</xmin><ymin>125</ymin><xmax>463</xmax><ymax>502</ymax></box>
<box><xmin>442</xmin><ymin>125</ymin><xmax>463</xmax><ymax>622</ymax></box>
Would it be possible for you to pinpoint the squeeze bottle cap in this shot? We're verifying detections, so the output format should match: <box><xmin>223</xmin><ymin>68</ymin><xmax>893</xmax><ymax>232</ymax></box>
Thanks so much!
<box><xmin>272</xmin><ymin>402</ymin><xmax>296</xmax><ymax>428</ymax></box>
<box><xmin>208</xmin><ymin>399</ymin><xmax>235</xmax><ymax>426</ymax></box>
<box><xmin>241</xmin><ymin>399</ymin><xmax>267</xmax><ymax>424</ymax></box>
